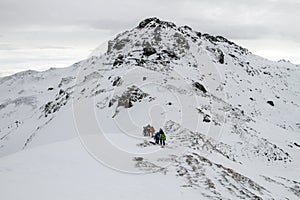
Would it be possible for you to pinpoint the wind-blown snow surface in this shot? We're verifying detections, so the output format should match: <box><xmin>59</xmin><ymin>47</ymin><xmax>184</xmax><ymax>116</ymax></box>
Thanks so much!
<box><xmin>0</xmin><ymin>18</ymin><xmax>300</xmax><ymax>199</ymax></box>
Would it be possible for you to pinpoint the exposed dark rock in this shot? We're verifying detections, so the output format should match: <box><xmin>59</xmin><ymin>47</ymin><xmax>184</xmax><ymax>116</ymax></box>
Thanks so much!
<box><xmin>133</xmin><ymin>157</ymin><xmax>144</xmax><ymax>161</ymax></box>
<box><xmin>94</xmin><ymin>89</ymin><xmax>105</xmax><ymax>96</ymax></box>
<box><xmin>216</xmin><ymin>36</ymin><xmax>235</xmax><ymax>45</ymax></box>
<box><xmin>137</xmin><ymin>17</ymin><xmax>176</xmax><ymax>29</ymax></box>
<box><xmin>162</xmin><ymin>50</ymin><xmax>178</xmax><ymax>59</ymax></box>
<box><xmin>203</xmin><ymin>114</ymin><xmax>211</xmax><ymax>123</ymax></box>
<box><xmin>202</xmin><ymin>34</ymin><xmax>248</xmax><ymax>54</ymax></box>
<box><xmin>174</xmin><ymin>32</ymin><xmax>190</xmax><ymax>51</ymax></box>
<box><xmin>113</xmin><ymin>54</ymin><xmax>124</xmax><ymax>66</ymax></box>
<box><xmin>202</xmin><ymin>33</ymin><xmax>218</xmax><ymax>43</ymax></box>
<box><xmin>181</xmin><ymin>25</ymin><xmax>192</xmax><ymax>31</ymax></box>
<box><xmin>138</xmin><ymin>17</ymin><xmax>160</xmax><ymax>29</ymax></box>
<box><xmin>113</xmin><ymin>59</ymin><xmax>123</xmax><ymax>66</ymax></box>
<box><xmin>107</xmin><ymin>40</ymin><xmax>114</xmax><ymax>54</ymax></box>
<box><xmin>59</xmin><ymin>89</ymin><xmax>65</xmax><ymax>95</ymax></box>
<box><xmin>58</xmin><ymin>76</ymin><xmax>75</xmax><ymax>88</ymax></box>
<box><xmin>192</xmin><ymin>82</ymin><xmax>207</xmax><ymax>93</ymax></box>
<box><xmin>110</xmin><ymin>85</ymin><xmax>149</xmax><ymax>109</ymax></box>
<box><xmin>206</xmin><ymin>47</ymin><xmax>224</xmax><ymax>64</ymax></box>
<box><xmin>113</xmin><ymin>39</ymin><xmax>130</xmax><ymax>51</ymax></box>
<box><xmin>219</xmin><ymin>51</ymin><xmax>225</xmax><ymax>64</ymax></box>
<box><xmin>143</xmin><ymin>46</ymin><xmax>157</xmax><ymax>56</ymax></box>
<box><xmin>83</xmin><ymin>72</ymin><xmax>102</xmax><ymax>83</ymax></box>
<box><xmin>267</xmin><ymin>100</ymin><xmax>274</xmax><ymax>106</ymax></box>
<box><xmin>42</xmin><ymin>89</ymin><xmax>71</xmax><ymax>117</ymax></box>
<box><xmin>112</xmin><ymin>76</ymin><xmax>122</xmax><ymax>86</ymax></box>
<box><xmin>117</xmin><ymin>54</ymin><xmax>124</xmax><ymax>59</ymax></box>
<box><xmin>153</xmin><ymin>26</ymin><xmax>162</xmax><ymax>43</ymax></box>
<box><xmin>229</xmin><ymin>54</ymin><xmax>236</xmax><ymax>58</ymax></box>
<box><xmin>108</xmin><ymin>99</ymin><xmax>116</xmax><ymax>107</ymax></box>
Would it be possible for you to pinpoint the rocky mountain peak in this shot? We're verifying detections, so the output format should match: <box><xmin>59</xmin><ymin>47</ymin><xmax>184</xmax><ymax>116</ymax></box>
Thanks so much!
<box><xmin>104</xmin><ymin>17</ymin><xmax>249</xmax><ymax>67</ymax></box>
<box><xmin>137</xmin><ymin>17</ymin><xmax>176</xmax><ymax>29</ymax></box>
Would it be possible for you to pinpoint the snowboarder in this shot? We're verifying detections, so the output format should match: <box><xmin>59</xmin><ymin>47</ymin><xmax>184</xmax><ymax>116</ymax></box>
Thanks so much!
<box><xmin>159</xmin><ymin>129</ymin><xmax>166</xmax><ymax>146</ymax></box>
<box><xmin>154</xmin><ymin>132</ymin><xmax>160</xmax><ymax>144</ymax></box>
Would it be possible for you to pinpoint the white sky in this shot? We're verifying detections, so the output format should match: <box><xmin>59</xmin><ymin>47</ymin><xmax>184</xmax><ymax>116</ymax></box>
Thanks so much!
<box><xmin>0</xmin><ymin>0</ymin><xmax>299</xmax><ymax>76</ymax></box>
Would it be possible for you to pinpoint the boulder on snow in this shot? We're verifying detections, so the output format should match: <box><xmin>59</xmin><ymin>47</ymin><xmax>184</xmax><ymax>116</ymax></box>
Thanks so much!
<box><xmin>192</xmin><ymin>82</ymin><xmax>207</xmax><ymax>93</ymax></box>
<box><xmin>109</xmin><ymin>85</ymin><xmax>149</xmax><ymax>109</ymax></box>
<box><xmin>112</xmin><ymin>76</ymin><xmax>122</xmax><ymax>86</ymax></box>
<box><xmin>203</xmin><ymin>114</ymin><xmax>211</xmax><ymax>123</ymax></box>
<box><xmin>143</xmin><ymin>46</ymin><xmax>157</xmax><ymax>56</ymax></box>
<box><xmin>267</xmin><ymin>100</ymin><xmax>274</xmax><ymax>106</ymax></box>
<box><xmin>113</xmin><ymin>54</ymin><xmax>124</xmax><ymax>66</ymax></box>
<box><xmin>206</xmin><ymin>47</ymin><xmax>224</xmax><ymax>64</ymax></box>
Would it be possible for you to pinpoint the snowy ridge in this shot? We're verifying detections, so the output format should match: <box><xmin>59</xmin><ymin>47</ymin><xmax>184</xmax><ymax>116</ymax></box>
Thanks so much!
<box><xmin>0</xmin><ymin>17</ymin><xmax>299</xmax><ymax>199</ymax></box>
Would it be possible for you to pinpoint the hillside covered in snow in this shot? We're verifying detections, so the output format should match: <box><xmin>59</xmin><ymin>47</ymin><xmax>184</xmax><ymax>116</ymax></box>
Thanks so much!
<box><xmin>0</xmin><ymin>18</ymin><xmax>300</xmax><ymax>200</ymax></box>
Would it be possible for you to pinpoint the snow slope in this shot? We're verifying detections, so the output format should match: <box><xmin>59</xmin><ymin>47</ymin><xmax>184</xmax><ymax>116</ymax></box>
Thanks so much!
<box><xmin>0</xmin><ymin>17</ymin><xmax>300</xmax><ymax>199</ymax></box>
<box><xmin>0</xmin><ymin>138</ymin><xmax>202</xmax><ymax>200</ymax></box>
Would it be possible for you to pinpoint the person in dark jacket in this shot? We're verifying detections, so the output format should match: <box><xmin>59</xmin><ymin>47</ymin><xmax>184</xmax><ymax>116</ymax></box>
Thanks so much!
<box><xmin>159</xmin><ymin>129</ymin><xmax>166</xmax><ymax>146</ymax></box>
<box><xmin>154</xmin><ymin>132</ymin><xmax>160</xmax><ymax>144</ymax></box>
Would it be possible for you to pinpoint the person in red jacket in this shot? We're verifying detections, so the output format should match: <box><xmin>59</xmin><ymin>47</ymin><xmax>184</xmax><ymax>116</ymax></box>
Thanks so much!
<box><xmin>149</xmin><ymin>126</ymin><xmax>155</xmax><ymax>137</ymax></box>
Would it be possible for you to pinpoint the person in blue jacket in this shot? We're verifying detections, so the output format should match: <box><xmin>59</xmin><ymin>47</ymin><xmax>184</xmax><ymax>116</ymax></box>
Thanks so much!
<box><xmin>154</xmin><ymin>132</ymin><xmax>160</xmax><ymax>144</ymax></box>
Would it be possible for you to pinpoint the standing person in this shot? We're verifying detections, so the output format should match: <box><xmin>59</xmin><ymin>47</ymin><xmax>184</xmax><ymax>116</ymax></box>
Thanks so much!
<box><xmin>159</xmin><ymin>129</ymin><xmax>166</xmax><ymax>146</ymax></box>
<box><xmin>149</xmin><ymin>126</ymin><xmax>155</xmax><ymax>138</ymax></box>
<box><xmin>154</xmin><ymin>132</ymin><xmax>160</xmax><ymax>144</ymax></box>
<box><xmin>146</xmin><ymin>124</ymin><xmax>151</xmax><ymax>137</ymax></box>
<box><xmin>143</xmin><ymin>126</ymin><xmax>147</xmax><ymax>136</ymax></box>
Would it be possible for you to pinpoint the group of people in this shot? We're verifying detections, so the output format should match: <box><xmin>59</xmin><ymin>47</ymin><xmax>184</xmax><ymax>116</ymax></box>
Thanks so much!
<box><xmin>143</xmin><ymin>124</ymin><xmax>166</xmax><ymax>146</ymax></box>
<box><xmin>143</xmin><ymin>124</ymin><xmax>155</xmax><ymax>137</ymax></box>
<box><xmin>154</xmin><ymin>128</ymin><xmax>166</xmax><ymax>146</ymax></box>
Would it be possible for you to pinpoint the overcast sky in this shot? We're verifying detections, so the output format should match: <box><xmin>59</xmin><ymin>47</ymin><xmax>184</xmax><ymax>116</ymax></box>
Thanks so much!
<box><xmin>0</xmin><ymin>0</ymin><xmax>299</xmax><ymax>76</ymax></box>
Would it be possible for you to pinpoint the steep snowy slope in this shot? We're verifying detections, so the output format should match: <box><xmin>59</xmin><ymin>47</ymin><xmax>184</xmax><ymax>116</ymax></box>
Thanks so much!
<box><xmin>0</xmin><ymin>18</ymin><xmax>299</xmax><ymax>199</ymax></box>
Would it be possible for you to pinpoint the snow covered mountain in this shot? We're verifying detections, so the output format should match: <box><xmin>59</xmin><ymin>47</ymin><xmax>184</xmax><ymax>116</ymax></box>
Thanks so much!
<box><xmin>0</xmin><ymin>17</ymin><xmax>299</xmax><ymax>199</ymax></box>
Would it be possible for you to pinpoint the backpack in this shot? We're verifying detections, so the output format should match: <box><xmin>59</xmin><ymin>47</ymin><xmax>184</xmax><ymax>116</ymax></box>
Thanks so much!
<box><xmin>160</xmin><ymin>133</ymin><xmax>166</xmax><ymax>140</ymax></box>
<box><xmin>155</xmin><ymin>133</ymin><xmax>160</xmax><ymax>139</ymax></box>
<box><xmin>149</xmin><ymin>127</ymin><xmax>155</xmax><ymax>133</ymax></box>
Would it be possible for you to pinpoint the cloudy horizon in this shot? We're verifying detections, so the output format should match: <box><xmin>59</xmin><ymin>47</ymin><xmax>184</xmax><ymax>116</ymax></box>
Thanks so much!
<box><xmin>1</xmin><ymin>0</ymin><xmax>299</xmax><ymax>77</ymax></box>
